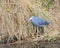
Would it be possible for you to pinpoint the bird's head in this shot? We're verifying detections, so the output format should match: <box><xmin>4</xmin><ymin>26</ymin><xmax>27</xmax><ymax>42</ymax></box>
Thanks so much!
<box><xmin>29</xmin><ymin>16</ymin><xmax>35</xmax><ymax>21</ymax></box>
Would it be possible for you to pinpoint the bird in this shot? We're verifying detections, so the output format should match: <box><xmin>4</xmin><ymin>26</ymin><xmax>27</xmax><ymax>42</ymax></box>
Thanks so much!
<box><xmin>29</xmin><ymin>16</ymin><xmax>50</xmax><ymax>39</ymax></box>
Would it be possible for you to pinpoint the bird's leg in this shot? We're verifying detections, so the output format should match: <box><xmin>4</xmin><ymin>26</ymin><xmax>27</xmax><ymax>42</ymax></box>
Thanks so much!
<box><xmin>41</xmin><ymin>27</ymin><xmax>44</xmax><ymax>33</ymax></box>
<box><xmin>35</xmin><ymin>27</ymin><xmax>37</xmax><ymax>38</ymax></box>
<box><xmin>38</xmin><ymin>27</ymin><xmax>42</xmax><ymax>35</ymax></box>
<box><xmin>36</xmin><ymin>27</ymin><xmax>37</xmax><ymax>34</ymax></box>
<box><xmin>37</xmin><ymin>27</ymin><xmax>38</xmax><ymax>39</ymax></box>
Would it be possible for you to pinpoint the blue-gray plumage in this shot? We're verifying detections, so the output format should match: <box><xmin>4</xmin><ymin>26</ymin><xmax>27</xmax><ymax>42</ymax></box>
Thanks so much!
<box><xmin>29</xmin><ymin>16</ymin><xmax>50</xmax><ymax>40</ymax></box>
<box><xmin>29</xmin><ymin>16</ymin><xmax>50</xmax><ymax>27</ymax></box>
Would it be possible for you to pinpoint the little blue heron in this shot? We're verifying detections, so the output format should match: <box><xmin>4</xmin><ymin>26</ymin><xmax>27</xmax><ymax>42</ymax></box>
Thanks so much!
<box><xmin>29</xmin><ymin>16</ymin><xmax>50</xmax><ymax>39</ymax></box>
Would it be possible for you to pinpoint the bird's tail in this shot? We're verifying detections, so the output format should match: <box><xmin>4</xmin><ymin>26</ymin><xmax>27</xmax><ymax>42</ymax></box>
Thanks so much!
<box><xmin>48</xmin><ymin>21</ymin><xmax>52</xmax><ymax>24</ymax></box>
<box><xmin>47</xmin><ymin>21</ymin><xmax>51</xmax><ymax>25</ymax></box>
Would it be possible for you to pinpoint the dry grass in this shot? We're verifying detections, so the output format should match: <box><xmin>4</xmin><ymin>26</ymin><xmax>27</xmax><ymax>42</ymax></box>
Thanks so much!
<box><xmin>0</xmin><ymin>0</ymin><xmax>60</xmax><ymax>44</ymax></box>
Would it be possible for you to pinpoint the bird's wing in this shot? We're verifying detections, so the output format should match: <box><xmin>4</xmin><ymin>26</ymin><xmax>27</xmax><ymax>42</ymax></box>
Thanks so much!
<box><xmin>31</xmin><ymin>17</ymin><xmax>49</xmax><ymax>27</ymax></box>
<box><xmin>36</xmin><ymin>17</ymin><xmax>49</xmax><ymax>26</ymax></box>
<box><xmin>36</xmin><ymin>18</ymin><xmax>45</xmax><ymax>24</ymax></box>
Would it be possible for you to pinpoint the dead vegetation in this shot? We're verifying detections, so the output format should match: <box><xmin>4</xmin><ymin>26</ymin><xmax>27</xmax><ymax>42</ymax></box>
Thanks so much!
<box><xmin>0</xmin><ymin>0</ymin><xmax>60</xmax><ymax>44</ymax></box>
